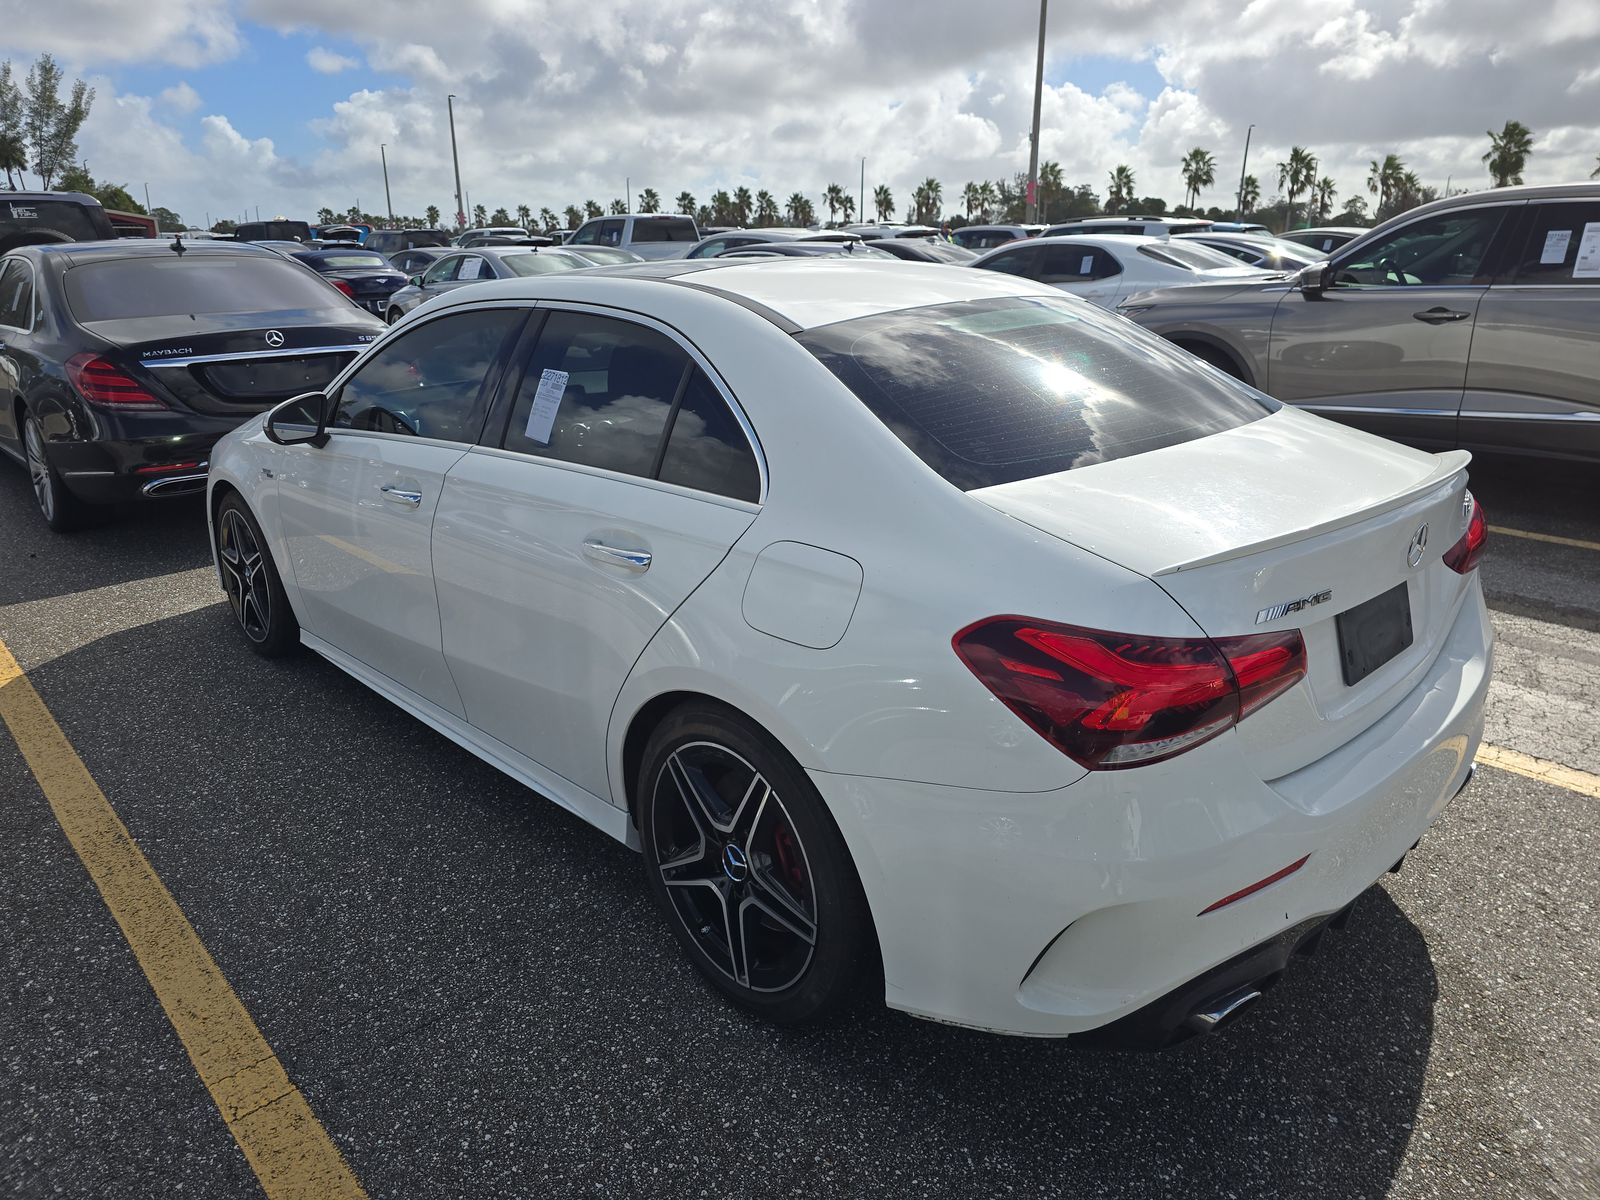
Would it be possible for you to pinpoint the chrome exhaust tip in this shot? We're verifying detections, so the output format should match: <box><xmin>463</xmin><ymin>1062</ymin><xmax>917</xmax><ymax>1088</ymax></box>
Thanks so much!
<box><xmin>140</xmin><ymin>472</ymin><xmax>209</xmax><ymax>497</ymax></box>
<box><xmin>1183</xmin><ymin>986</ymin><xmax>1263</xmax><ymax>1035</ymax></box>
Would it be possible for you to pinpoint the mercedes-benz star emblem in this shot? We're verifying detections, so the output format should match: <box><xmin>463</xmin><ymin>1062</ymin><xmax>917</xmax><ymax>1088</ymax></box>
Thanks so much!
<box><xmin>264</xmin><ymin>330</ymin><xmax>285</xmax><ymax>348</ymax></box>
<box><xmin>721</xmin><ymin>843</ymin><xmax>749</xmax><ymax>883</ymax></box>
<box><xmin>1408</xmin><ymin>523</ymin><xmax>1429</xmax><ymax>569</ymax></box>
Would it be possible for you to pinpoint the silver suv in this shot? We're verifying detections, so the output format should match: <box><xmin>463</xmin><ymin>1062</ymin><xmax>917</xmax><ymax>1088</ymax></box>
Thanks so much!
<box><xmin>1119</xmin><ymin>183</ymin><xmax>1600</xmax><ymax>462</ymax></box>
<box><xmin>567</xmin><ymin>213</ymin><xmax>700</xmax><ymax>260</ymax></box>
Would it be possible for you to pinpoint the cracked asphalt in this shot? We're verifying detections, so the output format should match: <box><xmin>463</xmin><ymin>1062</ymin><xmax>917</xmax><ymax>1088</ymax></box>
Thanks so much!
<box><xmin>1</xmin><ymin>451</ymin><xmax>1596</xmax><ymax>1200</ymax></box>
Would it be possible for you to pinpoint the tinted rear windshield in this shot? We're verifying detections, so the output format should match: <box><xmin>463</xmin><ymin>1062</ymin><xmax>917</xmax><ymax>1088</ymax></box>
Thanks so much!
<box><xmin>797</xmin><ymin>295</ymin><xmax>1276</xmax><ymax>490</ymax></box>
<box><xmin>1138</xmin><ymin>242</ymin><xmax>1242</xmax><ymax>271</ymax></box>
<box><xmin>237</xmin><ymin>221</ymin><xmax>312</xmax><ymax>243</ymax></box>
<box><xmin>66</xmin><ymin>256</ymin><xmax>348</xmax><ymax>321</ymax></box>
<box><xmin>1</xmin><ymin>198</ymin><xmax>113</xmax><ymax>248</ymax></box>
<box><xmin>631</xmin><ymin>218</ymin><xmax>698</xmax><ymax>243</ymax></box>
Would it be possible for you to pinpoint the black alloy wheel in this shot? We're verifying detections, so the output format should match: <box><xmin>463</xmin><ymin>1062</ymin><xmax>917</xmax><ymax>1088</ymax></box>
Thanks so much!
<box><xmin>639</xmin><ymin>704</ymin><xmax>873</xmax><ymax>1024</ymax></box>
<box><xmin>215</xmin><ymin>495</ymin><xmax>299</xmax><ymax>656</ymax></box>
<box><xmin>22</xmin><ymin>411</ymin><xmax>87</xmax><ymax>532</ymax></box>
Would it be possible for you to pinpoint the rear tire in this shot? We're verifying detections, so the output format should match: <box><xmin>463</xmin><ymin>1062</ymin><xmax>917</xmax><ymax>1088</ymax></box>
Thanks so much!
<box><xmin>386</xmin><ymin>307</ymin><xmax>404</xmax><ymax>325</ymax></box>
<box><xmin>638</xmin><ymin>702</ymin><xmax>873</xmax><ymax>1025</ymax></box>
<box><xmin>22</xmin><ymin>411</ymin><xmax>90</xmax><ymax>532</ymax></box>
<box><xmin>215</xmin><ymin>493</ymin><xmax>299</xmax><ymax>657</ymax></box>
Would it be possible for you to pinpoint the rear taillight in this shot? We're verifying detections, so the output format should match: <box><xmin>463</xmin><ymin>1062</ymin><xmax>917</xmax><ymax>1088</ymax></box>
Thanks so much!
<box><xmin>1442</xmin><ymin>494</ymin><xmax>1487</xmax><ymax>574</ymax></box>
<box><xmin>952</xmin><ymin>617</ymin><xmax>1306</xmax><ymax>770</ymax></box>
<box><xmin>330</xmin><ymin>278</ymin><xmax>356</xmax><ymax>298</ymax></box>
<box><xmin>65</xmin><ymin>353</ymin><xmax>166</xmax><ymax>410</ymax></box>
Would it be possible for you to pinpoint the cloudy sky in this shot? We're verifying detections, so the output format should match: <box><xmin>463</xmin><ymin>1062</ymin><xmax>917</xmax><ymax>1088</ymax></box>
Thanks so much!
<box><xmin>1</xmin><ymin>0</ymin><xmax>1597</xmax><ymax>227</ymax></box>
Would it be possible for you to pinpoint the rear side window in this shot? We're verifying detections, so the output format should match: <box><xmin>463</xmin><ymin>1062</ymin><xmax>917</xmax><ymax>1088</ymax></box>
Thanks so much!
<box><xmin>1510</xmin><ymin>203</ymin><xmax>1600</xmax><ymax>285</ymax></box>
<box><xmin>630</xmin><ymin>218</ymin><xmax>699</xmax><ymax>243</ymax></box>
<box><xmin>64</xmin><ymin>256</ymin><xmax>350</xmax><ymax>322</ymax></box>
<box><xmin>0</xmin><ymin>198</ymin><xmax>113</xmax><ymax>250</ymax></box>
<box><xmin>977</xmin><ymin>248</ymin><xmax>1038</xmax><ymax>279</ymax></box>
<box><xmin>797</xmin><ymin>295</ymin><xmax>1276</xmax><ymax>491</ymax></box>
<box><xmin>1037</xmin><ymin>245</ymin><xmax>1119</xmax><ymax>283</ymax></box>
<box><xmin>0</xmin><ymin>259</ymin><xmax>34</xmax><ymax>329</ymax></box>
<box><xmin>657</xmin><ymin>371</ymin><xmax>761</xmax><ymax>502</ymax></box>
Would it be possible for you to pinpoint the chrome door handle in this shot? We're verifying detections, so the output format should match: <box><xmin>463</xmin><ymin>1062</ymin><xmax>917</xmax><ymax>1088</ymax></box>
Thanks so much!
<box><xmin>379</xmin><ymin>484</ymin><xmax>422</xmax><ymax>507</ymax></box>
<box><xmin>1412</xmin><ymin>307</ymin><xmax>1471</xmax><ymax>324</ymax></box>
<box><xmin>583</xmin><ymin>540</ymin><xmax>652</xmax><ymax>571</ymax></box>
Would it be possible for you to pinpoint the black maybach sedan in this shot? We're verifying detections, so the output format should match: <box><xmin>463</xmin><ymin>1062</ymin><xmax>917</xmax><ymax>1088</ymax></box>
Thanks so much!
<box><xmin>281</xmin><ymin>246</ymin><xmax>410</xmax><ymax>316</ymax></box>
<box><xmin>0</xmin><ymin>238</ymin><xmax>384</xmax><ymax>530</ymax></box>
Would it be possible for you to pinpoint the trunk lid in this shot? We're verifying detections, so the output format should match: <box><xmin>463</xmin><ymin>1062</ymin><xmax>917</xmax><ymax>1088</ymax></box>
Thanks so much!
<box><xmin>972</xmin><ymin>408</ymin><xmax>1477</xmax><ymax>779</ymax></box>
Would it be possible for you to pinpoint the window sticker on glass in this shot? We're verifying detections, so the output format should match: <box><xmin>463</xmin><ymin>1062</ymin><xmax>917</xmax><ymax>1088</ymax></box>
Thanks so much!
<box><xmin>1572</xmin><ymin>223</ymin><xmax>1600</xmax><ymax>279</ymax></box>
<box><xmin>1541</xmin><ymin>229</ymin><xmax>1572</xmax><ymax>264</ymax></box>
<box><xmin>1080</xmin><ymin>255</ymin><xmax>1095</xmax><ymax>275</ymax></box>
<box><xmin>524</xmin><ymin>368</ymin><xmax>568</xmax><ymax>445</ymax></box>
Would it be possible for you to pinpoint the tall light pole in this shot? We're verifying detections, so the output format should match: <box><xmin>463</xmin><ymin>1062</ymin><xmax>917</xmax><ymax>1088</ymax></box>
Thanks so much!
<box><xmin>1235</xmin><ymin>124</ymin><xmax>1255</xmax><ymax>217</ymax></box>
<box><xmin>626</xmin><ymin>176</ymin><xmax>631</xmax><ymax>212</ymax></box>
<box><xmin>143</xmin><ymin>183</ymin><xmax>153</xmax><ymax>227</ymax></box>
<box><xmin>1025</xmin><ymin>0</ymin><xmax>1048</xmax><ymax>223</ymax></box>
<box><xmin>380</xmin><ymin>143</ymin><xmax>393</xmax><ymax>224</ymax></box>
<box><xmin>860</xmin><ymin>157</ymin><xmax>865</xmax><ymax>224</ymax></box>
<box><xmin>447</xmin><ymin>94</ymin><xmax>465</xmax><ymax>231</ymax></box>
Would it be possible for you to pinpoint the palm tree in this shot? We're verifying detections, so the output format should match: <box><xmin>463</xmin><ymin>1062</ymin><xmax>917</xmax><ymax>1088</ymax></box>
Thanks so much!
<box><xmin>785</xmin><ymin>193</ymin><xmax>814</xmax><ymax>225</ymax></box>
<box><xmin>1367</xmin><ymin>154</ymin><xmax>1405</xmax><ymax>217</ymax></box>
<box><xmin>913</xmin><ymin>177</ymin><xmax>942</xmax><ymax>224</ymax></box>
<box><xmin>1484</xmin><ymin>120</ymin><xmax>1534</xmax><ymax>187</ymax></box>
<box><xmin>823</xmin><ymin>182</ymin><xmax>846</xmax><ymax>224</ymax></box>
<box><xmin>977</xmin><ymin>180</ymin><xmax>999</xmax><ymax>221</ymax></box>
<box><xmin>840</xmin><ymin>195</ymin><xmax>855</xmax><ymax>222</ymax></box>
<box><xmin>490</xmin><ymin>206</ymin><xmax>512</xmax><ymax>225</ymax></box>
<box><xmin>755</xmin><ymin>190</ymin><xmax>780</xmax><ymax>226</ymax></box>
<box><xmin>563</xmin><ymin>205</ymin><xmax>581</xmax><ymax>229</ymax></box>
<box><xmin>638</xmin><ymin>188</ymin><xmax>660</xmax><ymax>213</ymax></box>
<box><xmin>1276</xmin><ymin>146</ymin><xmax>1316</xmax><ymax>229</ymax></box>
<box><xmin>515</xmin><ymin>203</ymin><xmax>531</xmax><ymax>228</ymax></box>
<box><xmin>608</xmin><ymin>198</ymin><xmax>626</xmax><ymax>215</ymax></box>
<box><xmin>1238</xmin><ymin>175</ymin><xmax>1260</xmax><ymax>215</ymax></box>
<box><xmin>425</xmin><ymin>204</ymin><xmax>440</xmax><ymax>227</ymax></box>
<box><xmin>538</xmin><ymin>206</ymin><xmax>558</xmax><ymax>231</ymax></box>
<box><xmin>962</xmin><ymin>181</ymin><xmax>981</xmax><ymax>220</ymax></box>
<box><xmin>1037</xmin><ymin>161</ymin><xmax>1064</xmax><ymax>222</ymax></box>
<box><xmin>1106</xmin><ymin>165</ymin><xmax>1136</xmax><ymax>214</ymax></box>
<box><xmin>1180</xmin><ymin>147</ymin><xmax>1217</xmax><ymax>211</ymax></box>
<box><xmin>472</xmin><ymin>203</ymin><xmax>487</xmax><ymax>227</ymax></box>
<box><xmin>676</xmin><ymin>191</ymin><xmax>696</xmax><ymax>216</ymax></box>
<box><xmin>710</xmin><ymin>189</ymin><xmax>735</xmax><ymax>225</ymax></box>
<box><xmin>873</xmin><ymin>184</ymin><xmax>893</xmax><ymax>222</ymax></box>
<box><xmin>1313</xmin><ymin>176</ymin><xmax>1337</xmax><ymax>223</ymax></box>
<box><xmin>733</xmin><ymin>186</ymin><xmax>753</xmax><ymax>226</ymax></box>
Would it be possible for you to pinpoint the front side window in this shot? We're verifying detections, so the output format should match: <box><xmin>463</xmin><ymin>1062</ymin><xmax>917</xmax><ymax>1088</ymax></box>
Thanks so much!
<box><xmin>1332</xmin><ymin>207</ymin><xmax>1510</xmax><ymax>287</ymax></box>
<box><xmin>0</xmin><ymin>259</ymin><xmax>34</xmax><ymax>329</ymax></box>
<box><xmin>687</xmin><ymin>238</ymin><xmax>728</xmax><ymax>260</ymax></box>
<box><xmin>1510</xmin><ymin>202</ymin><xmax>1600</xmax><ymax>285</ymax></box>
<box><xmin>798</xmin><ymin>295</ymin><xmax>1275</xmax><ymax>491</ymax></box>
<box><xmin>597</xmin><ymin>220</ymin><xmax>625</xmax><ymax>247</ymax></box>
<box><xmin>568</xmin><ymin>222</ymin><xmax>600</xmax><ymax>246</ymax></box>
<box><xmin>333</xmin><ymin>308</ymin><xmax>522</xmax><ymax>442</ymax></box>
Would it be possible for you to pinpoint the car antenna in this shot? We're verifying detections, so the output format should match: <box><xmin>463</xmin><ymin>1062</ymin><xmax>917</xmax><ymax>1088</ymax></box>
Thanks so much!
<box><xmin>170</xmin><ymin>234</ymin><xmax>186</xmax><ymax>256</ymax></box>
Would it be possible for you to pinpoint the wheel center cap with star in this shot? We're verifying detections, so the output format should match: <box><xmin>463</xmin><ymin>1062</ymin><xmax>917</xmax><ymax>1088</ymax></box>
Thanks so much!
<box><xmin>721</xmin><ymin>843</ymin><xmax>749</xmax><ymax>883</ymax></box>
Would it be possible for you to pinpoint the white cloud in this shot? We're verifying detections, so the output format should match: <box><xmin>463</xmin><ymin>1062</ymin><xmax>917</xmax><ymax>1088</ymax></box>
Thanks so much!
<box><xmin>306</xmin><ymin>46</ymin><xmax>360</xmax><ymax>74</ymax></box>
<box><xmin>158</xmin><ymin>82</ymin><xmax>202</xmax><ymax>113</ymax></box>
<box><xmin>0</xmin><ymin>0</ymin><xmax>240</xmax><ymax>66</ymax></box>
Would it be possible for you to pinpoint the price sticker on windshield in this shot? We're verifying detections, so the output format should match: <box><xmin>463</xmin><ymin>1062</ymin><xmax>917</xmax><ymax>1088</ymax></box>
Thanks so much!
<box><xmin>524</xmin><ymin>368</ymin><xmax>568</xmax><ymax>445</ymax></box>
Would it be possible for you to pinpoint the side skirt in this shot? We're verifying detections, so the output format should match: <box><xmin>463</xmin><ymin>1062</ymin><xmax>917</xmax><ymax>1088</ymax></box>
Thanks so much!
<box><xmin>299</xmin><ymin>630</ymin><xmax>638</xmax><ymax>850</ymax></box>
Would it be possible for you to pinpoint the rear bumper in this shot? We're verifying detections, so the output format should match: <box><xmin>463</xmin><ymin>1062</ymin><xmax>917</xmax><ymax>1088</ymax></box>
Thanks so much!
<box><xmin>812</xmin><ymin>581</ymin><xmax>1492</xmax><ymax>1039</ymax></box>
<box><xmin>46</xmin><ymin>419</ymin><xmax>243</xmax><ymax>504</ymax></box>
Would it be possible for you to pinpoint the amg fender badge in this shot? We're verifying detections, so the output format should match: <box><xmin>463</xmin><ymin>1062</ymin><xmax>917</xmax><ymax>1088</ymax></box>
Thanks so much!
<box><xmin>1256</xmin><ymin>589</ymin><xmax>1332</xmax><ymax>625</ymax></box>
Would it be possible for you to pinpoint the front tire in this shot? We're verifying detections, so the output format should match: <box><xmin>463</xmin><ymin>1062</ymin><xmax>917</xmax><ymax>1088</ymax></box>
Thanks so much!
<box><xmin>22</xmin><ymin>411</ymin><xmax>90</xmax><ymax>532</ymax></box>
<box><xmin>215</xmin><ymin>493</ymin><xmax>299</xmax><ymax>657</ymax></box>
<box><xmin>638</xmin><ymin>702</ymin><xmax>873</xmax><ymax>1025</ymax></box>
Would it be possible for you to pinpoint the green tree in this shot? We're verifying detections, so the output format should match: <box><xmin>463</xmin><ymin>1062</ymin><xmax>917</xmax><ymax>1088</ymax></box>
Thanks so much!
<box><xmin>211</xmin><ymin>219</ymin><xmax>236</xmax><ymax>234</ymax></box>
<box><xmin>563</xmin><ymin>204</ymin><xmax>581</xmax><ymax>229</ymax></box>
<box><xmin>538</xmin><ymin>206</ymin><xmax>557</xmax><ymax>230</ymax></box>
<box><xmin>1037</xmin><ymin>160</ymin><xmax>1064</xmax><ymax>222</ymax></box>
<box><xmin>732</xmin><ymin>185</ymin><xmax>753</xmax><ymax>226</ymax></box>
<box><xmin>150</xmin><ymin>206</ymin><xmax>183</xmax><ymax>231</ymax></box>
<box><xmin>1483</xmin><ymin>120</ymin><xmax>1534</xmax><ymax>187</ymax></box>
<box><xmin>785</xmin><ymin>192</ymin><xmax>814</xmax><ymax>225</ymax></box>
<box><xmin>609</xmin><ymin>198</ymin><xmax>627</xmax><ymax>215</ymax></box>
<box><xmin>638</xmin><ymin>188</ymin><xmax>660</xmax><ymax>213</ymax></box>
<box><xmin>1239</xmin><ymin>174</ymin><xmax>1260</xmax><ymax>215</ymax></box>
<box><xmin>1312</xmin><ymin>176</ymin><xmax>1337</xmax><ymax>223</ymax></box>
<box><xmin>675</xmin><ymin>191</ymin><xmax>696</xmax><ymax>216</ymax></box>
<box><xmin>1276</xmin><ymin>145</ymin><xmax>1316</xmax><ymax>229</ymax></box>
<box><xmin>0</xmin><ymin>62</ymin><xmax>25</xmax><ymax>189</ymax></box>
<box><xmin>23</xmin><ymin>54</ymin><xmax>93</xmax><ymax>189</ymax></box>
<box><xmin>583</xmin><ymin>199</ymin><xmax>602</xmax><ymax>219</ymax></box>
<box><xmin>709</xmin><ymin>189</ymin><xmax>734</xmax><ymax>224</ymax></box>
<box><xmin>425</xmin><ymin>204</ymin><xmax>440</xmax><ymax>227</ymax></box>
<box><xmin>1106</xmin><ymin>165</ymin><xmax>1136</xmax><ymax>214</ymax></box>
<box><xmin>823</xmin><ymin>182</ymin><xmax>845</xmax><ymax>224</ymax></box>
<box><xmin>912</xmin><ymin>176</ymin><xmax>942</xmax><ymax>224</ymax></box>
<box><xmin>977</xmin><ymin>180</ymin><xmax>998</xmax><ymax>221</ymax></box>
<box><xmin>754</xmin><ymin>190</ymin><xmax>779</xmax><ymax>226</ymax></box>
<box><xmin>695</xmin><ymin>204</ymin><xmax>713</xmax><ymax>227</ymax></box>
<box><xmin>1338</xmin><ymin>195</ymin><xmax>1369</xmax><ymax>222</ymax></box>
<box><xmin>840</xmin><ymin>195</ymin><xmax>855</xmax><ymax>222</ymax></box>
<box><xmin>873</xmin><ymin>184</ymin><xmax>893</xmax><ymax>222</ymax></box>
<box><xmin>962</xmin><ymin>181</ymin><xmax>981</xmax><ymax>220</ymax></box>
<box><xmin>472</xmin><ymin>203</ymin><xmax>487</xmax><ymax>226</ymax></box>
<box><xmin>317</xmin><ymin>206</ymin><xmax>337</xmax><ymax>224</ymax></box>
<box><xmin>1180</xmin><ymin>147</ymin><xmax>1217</xmax><ymax>211</ymax></box>
<box><xmin>515</xmin><ymin>203</ymin><xmax>531</xmax><ymax>228</ymax></box>
<box><xmin>490</xmin><ymin>206</ymin><xmax>511</xmax><ymax>225</ymax></box>
<box><xmin>1367</xmin><ymin>154</ymin><xmax>1405</xmax><ymax>218</ymax></box>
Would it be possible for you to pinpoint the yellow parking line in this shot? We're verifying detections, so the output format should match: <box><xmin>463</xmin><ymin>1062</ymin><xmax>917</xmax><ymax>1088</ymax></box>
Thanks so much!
<box><xmin>1490</xmin><ymin>525</ymin><xmax>1600</xmax><ymax>554</ymax></box>
<box><xmin>1477</xmin><ymin>743</ymin><xmax>1600</xmax><ymax>800</ymax></box>
<box><xmin>0</xmin><ymin>636</ymin><xmax>367</xmax><ymax>1200</ymax></box>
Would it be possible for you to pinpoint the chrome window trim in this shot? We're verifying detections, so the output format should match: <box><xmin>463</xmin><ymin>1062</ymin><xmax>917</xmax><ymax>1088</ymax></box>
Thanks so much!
<box><xmin>141</xmin><ymin>344</ymin><xmax>371</xmax><ymax>368</ymax></box>
<box><xmin>465</xmin><ymin>443</ymin><xmax>762</xmax><ymax>515</ymax></box>
<box><xmin>0</xmin><ymin>257</ymin><xmax>39</xmax><ymax>334</ymax></box>
<box><xmin>1458</xmin><ymin>409</ymin><xmax>1600</xmax><ymax>421</ymax></box>
<box><xmin>1298</xmin><ymin>403</ymin><xmax>1459</xmax><ymax>417</ymax></box>
<box><xmin>497</xmin><ymin>298</ymin><xmax>769</xmax><ymax>505</ymax></box>
<box><xmin>1487</xmin><ymin>283</ymin><xmax>1600</xmax><ymax>290</ymax></box>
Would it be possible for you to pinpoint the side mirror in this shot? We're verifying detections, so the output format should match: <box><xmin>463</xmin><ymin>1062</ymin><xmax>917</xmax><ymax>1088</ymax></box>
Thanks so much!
<box><xmin>1299</xmin><ymin>261</ymin><xmax>1333</xmax><ymax>297</ymax></box>
<box><xmin>264</xmin><ymin>391</ymin><xmax>329</xmax><ymax>447</ymax></box>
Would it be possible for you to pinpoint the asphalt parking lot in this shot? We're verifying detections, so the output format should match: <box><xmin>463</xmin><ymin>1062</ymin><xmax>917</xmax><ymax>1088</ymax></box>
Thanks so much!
<box><xmin>1</xmin><ymin>452</ymin><xmax>1597</xmax><ymax>1200</ymax></box>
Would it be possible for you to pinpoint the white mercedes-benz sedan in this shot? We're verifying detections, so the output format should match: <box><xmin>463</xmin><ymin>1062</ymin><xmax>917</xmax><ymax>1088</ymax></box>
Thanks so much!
<box><xmin>207</xmin><ymin>259</ymin><xmax>1491</xmax><ymax>1046</ymax></box>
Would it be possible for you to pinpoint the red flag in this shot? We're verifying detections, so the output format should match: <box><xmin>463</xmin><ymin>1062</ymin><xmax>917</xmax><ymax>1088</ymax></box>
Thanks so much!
<box><xmin>1026</xmin><ymin>179</ymin><xmax>1037</xmax><ymax>204</ymax></box>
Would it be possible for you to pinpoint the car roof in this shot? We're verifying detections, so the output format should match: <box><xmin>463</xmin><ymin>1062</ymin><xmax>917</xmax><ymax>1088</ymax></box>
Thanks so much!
<box><xmin>978</xmin><ymin>233</ymin><xmax>1163</xmax><ymax>252</ymax></box>
<box><xmin>26</xmin><ymin>237</ymin><xmax>284</xmax><ymax>266</ymax></box>
<box><xmin>420</xmin><ymin>257</ymin><xmax>1057</xmax><ymax>332</ymax></box>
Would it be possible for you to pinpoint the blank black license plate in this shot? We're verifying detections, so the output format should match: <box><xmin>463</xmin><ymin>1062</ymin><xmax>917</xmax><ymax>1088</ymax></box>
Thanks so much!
<box><xmin>1336</xmin><ymin>582</ymin><xmax>1413</xmax><ymax>686</ymax></box>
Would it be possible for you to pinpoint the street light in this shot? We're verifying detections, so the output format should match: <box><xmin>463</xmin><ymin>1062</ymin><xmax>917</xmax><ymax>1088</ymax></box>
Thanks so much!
<box><xmin>1025</xmin><ymin>0</ymin><xmax>1048</xmax><ymax>224</ymax></box>
<box><xmin>380</xmin><ymin>143</ymin><xmax>393</xmax><ymax>224</ymax></box>
<box><xmin>447</xmin><ymin>94</ymin><xmax>465</xmax><ymax>231</ymax></box>
<box><xmin>1235</xmin><ymin>124</ymin><xmax>1255</xmax><ymax>218</ymax></box>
